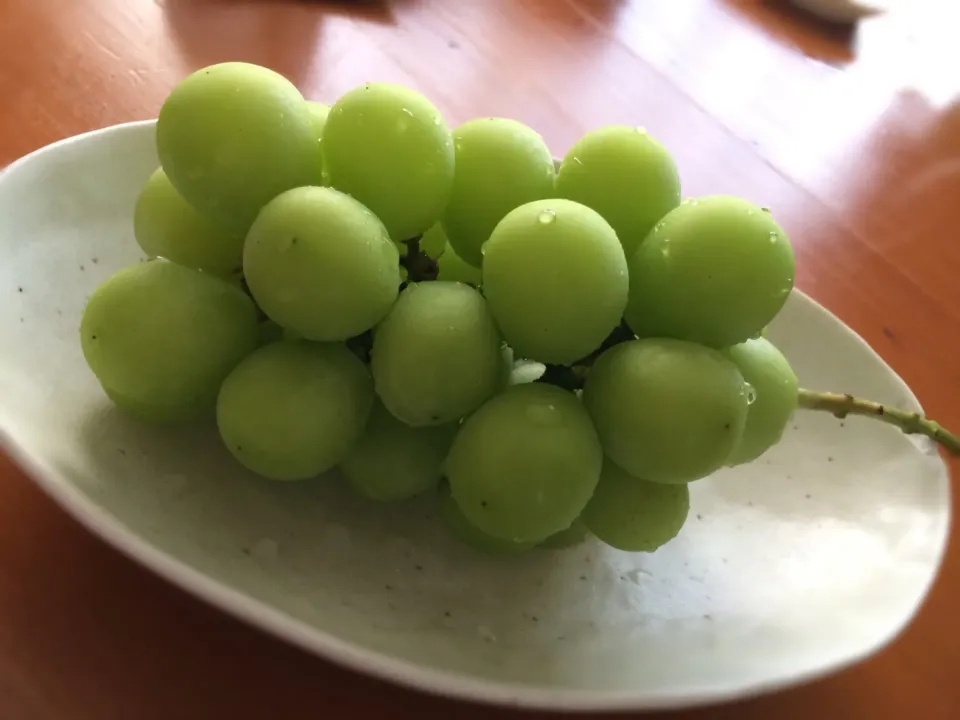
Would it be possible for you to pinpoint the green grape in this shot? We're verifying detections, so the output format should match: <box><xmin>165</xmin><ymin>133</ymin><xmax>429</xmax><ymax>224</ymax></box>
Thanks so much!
<box><xmin>103</xmin><ymin>385</ymin><xmax>207</xmax><ymax>425</ymax></box>
<box><xmin>243</xmin><ymin>186</ymin><xmax>400</xmax><ymax>341</ymax></box>
<box><xmin>625</xmin><ymin>196</ymin><xmax>795</xmax><ymax>348</ymax></box>
<box><xmin>156</xmin><ymin>62</ymin><xmax>322</xmax><ymax>233</ymax></box>
<box><xmin>723</xmin><ymin>337</ymin><xmax>799</xmax><ymax>465</ymax></box>
<box><xmin>80</xmin><ymin>260</ymin><xmax>259</xmax><ymax>423</ymax></box>
<box><xmin>371</xmin><ymin>281</ymin><xmax>502</xmax><ymax>426</ymax></box>
<box><xmin>482</xmin><ymin>199</ymin><xmax>628</xmax><ymax>365</ymax></box>
<box><xmin>133</xmin><ymin>168</ymin><xmax>245</xmax><ymax>277</ymax></box>
<box><xmin>440</xmin><ymin>487</ymin><xmax>536</xmax><ymax>556</ymax></box>
<box><xmin>323</xmin><ymin>82</ymin><xmax>455</xmax><ymax>242</ymax></box>
<box><xmin>217</xmin><ymin>341</ymin><xmax>374</xmax><ymax>481</ymax></box>
<box><xmin>539</xmin><ymin>518</ymin><xmax>590</xmax><ymax>550</ymax></box>
<box><xmin>307</xmin><ymin>101</ymin><xmax>331</xmax><ymax>185</ymax></box>
<box><xmin>582</xmin><ymin>338</ymin><xmax>749</xmax><ymax>484</ymax></box>
<box><xmin>441</xmin><ymin>118</ymin><xmax>555</xmax><ymax>267</ymax></box>
<box><xmin>582</xmin><ymin>461</ymin><xmax>690</xmax><ymax>552</ymax></box>
<box><xmin>436</xmin><ymin>242</ymin><xmax>481</xmax><ymax>286</ymax></box>
<box><xmin>445</xmin><ymin>383</ymin><xmax>603</xmax><ymax>543</ymax></box>
<box><xmin>341</xmin><ymin>400</ymin><xmax>456</xmax><ymax>502</ymax></box>
<box><xmin>419</xmin><ymin>223</ymin><xmax>448</xmax><ymax>259</ymax></box>
<box><xmin>556</xmin><ymin>125</ymin><xmax>681</xmax><ymax>257</ymax></box>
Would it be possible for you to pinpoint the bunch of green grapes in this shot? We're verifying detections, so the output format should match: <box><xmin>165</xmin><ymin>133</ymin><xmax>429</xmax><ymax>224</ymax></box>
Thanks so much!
<box><xmin>81</xmin><ymin>61</ymin><xmax>822</xmax><ymax>561</ymax></box>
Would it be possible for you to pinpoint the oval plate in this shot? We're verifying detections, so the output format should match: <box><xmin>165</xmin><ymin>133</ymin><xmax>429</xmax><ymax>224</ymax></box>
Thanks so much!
<box><xmin>0</xmin><ymin>121</ymin><xmax>950</xmax><ymax>712</ymax></box>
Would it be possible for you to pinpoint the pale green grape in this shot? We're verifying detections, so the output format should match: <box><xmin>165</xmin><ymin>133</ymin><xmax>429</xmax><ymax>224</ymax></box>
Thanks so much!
<box><xmin>539</xmin><ymin>518</ymin><xmax>590</xmax><ymax>550</ymax></box>
<box><xmin>156</xmin><ymin>62</ymin><xmax>322</xmax><ymax>233</ymax></box>
<box><xmin>307</xmin><ymin>101</ymin><xmax>331</xmax><ymax>185</ymax></box>
<box><xmin>625</xmin><ymin>196</ymin><xmax>795</xmax><ymax>348</ymax></box>
<box><xmin>441</xmin><ymin>118</ymin><xmax>555</xmax><ymax>267</ymax></box>
<box><xmin>371</xmin><ymin>282</ymin><xmax>502</xmax><ymax>426</ymax></box>
<box><xmin>482</xmin><ymin>199</ymin><xmax>628</xmax><ymax>365</ymax></box>
<box><xmin>341</xmin><ymin>400</ymin><xmax>456</xmax><ymax>502</ymax></box>
<box><xmin>243</xmin><ymin>186</ymin><xmax>400</xmax><ymax>341</ymax></box>
<box><xmin>583</xmin><ymin>338</ymin><xmax>749</xmax><ymax>484</ymax></box>
<box><xmin>103</xmin><ymin>385</ymin><xmax>206</xmax><ymax>425</ymax></box>
<box><xmin>217</xmin><ymin>341</ymin><xmax>374</xmax><ymax>481</ymax></box>
<box><xmin>419</xmin><ymin>223</ymin><xmax>448</xmax><ymax>259</ymax></box>
<box><xmin>723</xmin><ymin>337</ymin><xmax>799</xmax><ymax>465</ymax></box>
<box><xmin>445</xmin><ymin>383</ymin><xmax>603</xmax><ymax>542</ymax></box>
<box><xmin>80</xmin><ymin>260</ymin><xmax>259</xmax><ymax>423</ymax></box>
<box><xmin>323</xmin><ymin>83</ymin><xmax>454</xmax><ymax>242</ymax></box>
<box><xmin>436</xmin><ymin>242</ymin><xmax>481</xmax><ymax>286</ymax></box>
<box><xmin>582</xmin><ymin>461</ymin><xmax>689</xmax><ymax>552</ymax></box>
<box><xmin>133</xmin><ymin>168</ymin><xmax>245</xmax><ymax>276</ymax></box>
<box><xmin>440</xmin><ymin>487</ymin><xmax>535</xmax><ymax>556</ymax></box>
<box><xmin>556</xmin><ymin>125</ymin><xmax>681</xmax><ymax>257</ymax></box>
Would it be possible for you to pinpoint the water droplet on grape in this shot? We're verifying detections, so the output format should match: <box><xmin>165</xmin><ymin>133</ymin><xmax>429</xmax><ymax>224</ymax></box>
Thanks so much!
<box><xmin>769</xmin><ymin>231</ymin><xmax>778</xmax><ymax>244</ymax></box>
<box><xmin>573</xmin><ymin>156</ymin><xmax>583</xmax><ymax>165</ymax></box>
<box><xmin>635</xmin><ymin>126</ymin><xmax>647</xmax><ymax>135</ymax></box>
<box><xmin>743</xmin><ymin>383</ymin><xmax>757</xmax><ymax>405</ymax></box>
<box><xmin>401</xmin><ymin>108</ymin><xmax>414</xmax><ymax>117</ymax></box>
<box><xmin>538</xmin><ymin>209</ymin><xmax>557</xmax><ymax>225</ymax></box>
<box><xmin>525</xmin><ymin>403</ymin><xmax>562</xmax><ymax>426</ymax></box>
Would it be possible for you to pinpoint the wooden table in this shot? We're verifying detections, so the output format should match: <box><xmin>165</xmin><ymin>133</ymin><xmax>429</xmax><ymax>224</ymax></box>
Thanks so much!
<box><xmin>1</xmin><ymin>0</ymin><xmax>957</xmax><ymax>717</ymax></box>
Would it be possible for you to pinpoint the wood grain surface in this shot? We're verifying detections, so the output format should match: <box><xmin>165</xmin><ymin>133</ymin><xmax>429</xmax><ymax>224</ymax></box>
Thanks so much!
<box><xmin>0</xmin><ymin>0</ymin><xmax>958</xmax><ymax>717</ymax></box>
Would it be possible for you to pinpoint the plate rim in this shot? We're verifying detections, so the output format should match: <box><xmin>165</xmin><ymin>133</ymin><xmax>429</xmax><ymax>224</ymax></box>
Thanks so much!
<box><xmin>0</xmin><ymin>119</ymin><xmax>952</xmax><ymax>712</ymax></box>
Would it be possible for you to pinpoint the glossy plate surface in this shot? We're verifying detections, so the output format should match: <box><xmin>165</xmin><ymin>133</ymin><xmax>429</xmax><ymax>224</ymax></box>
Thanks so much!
<box><xmin>0</xmin><ymin>121</ymin><xmax>950</xmax><ymax>711</ymax></box>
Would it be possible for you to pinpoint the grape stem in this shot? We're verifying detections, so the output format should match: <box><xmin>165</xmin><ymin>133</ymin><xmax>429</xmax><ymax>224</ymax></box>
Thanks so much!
<box><xmin>537</xmin><ymin>324</ymin><xmax>960</xmax><ymax>457</ymax></box>
<box><xmin>399</xmin><ymin>236</ymin><xmax>439</xmax><ymax>282</ymax></box>
<box><xmin>796</xmin><ymin>389</ymin><xmax>960</xmax><ymax>456</ymax></box>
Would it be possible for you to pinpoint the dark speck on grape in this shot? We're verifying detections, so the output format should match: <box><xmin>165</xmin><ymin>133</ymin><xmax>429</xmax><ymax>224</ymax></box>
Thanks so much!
<box><xmin>827</xmin><ymin>456</ymin><xmax>834</xmax><ymax>462</ymax></box>
<box><xmin>91</xmin><ymin>335</ymin><xmax>97</xmax><ymax>340</ymax></box>
<box><xmin>444</xmin><ymin>610</ymin><xmax>452</xmax><ymax>618</ymax></box>
<box><xmin>17</xmin><ymin>287</ymin><xmax>22</xmax><ymax>293</ymax></box>
<box><xmin>481</xmin><ymin>500</ymin><xmax>488</xmax><ymax>508</ymax></box>
<box><xmin>696</xmin><ymin>514</ymin><xmax>703</xmax><ymax>520</ymax></box>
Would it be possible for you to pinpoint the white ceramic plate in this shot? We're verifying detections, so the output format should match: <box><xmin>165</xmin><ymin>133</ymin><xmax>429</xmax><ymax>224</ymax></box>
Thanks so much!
<box><xmin>0</xmin><ymin>121</ymin><xmax>950</xmax><ymax>712</ymax></box>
